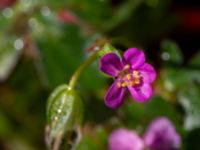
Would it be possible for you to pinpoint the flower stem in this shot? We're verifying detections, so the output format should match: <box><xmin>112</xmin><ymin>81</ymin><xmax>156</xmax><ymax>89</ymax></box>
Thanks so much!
<box><xmin>69</xmin><ymin>51</ymin><xmax>98</xmax><ymax>89</ymax></box>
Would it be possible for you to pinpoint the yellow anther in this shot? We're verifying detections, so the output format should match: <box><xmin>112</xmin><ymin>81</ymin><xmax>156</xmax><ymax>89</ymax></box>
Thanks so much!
<box><xmin>128</xmin><ymin>81</ymin><xmax>135</xmax><ymax>86</ymax></box>
<box><xmin>117</xmin><ymin>82</ymin><xmax>121</xmax><ymax>88</ymax></box>
<box><xmin>127</xmin><ymin>82</ymin><xmax>131</xmax><ymax>86</ymax></box>
<box><xmin>135</xmin><ymin>75</ymin><xmax>140</xmax><ymax>79</ymax></box>
<box><xmin>126</xmin><ymin>74</ymin><xmax>131</xmax><ymax>80</ymax></box>
<box><xmin>132</xmin><ymin>81</ymin><xmax>136</xmax><ymax>86</ymax></box>
<box><xmin>135</xmin><ymin>78</ymin><xmax>140</xmax><ymax>84</ymax></box>
<box><xmin>133</xmin><ymin>70</ymin><xmax>140</xmax><ymax>78</ymax></box>
<box><xmin>133</xmin><ymin>70</ymin><xmax>139</xmax><ymax>75</ymax></box>
<box><xmin>121</xmin><ymin>82</ymin><xmax>127</xmax><ymax>87</ymax></box>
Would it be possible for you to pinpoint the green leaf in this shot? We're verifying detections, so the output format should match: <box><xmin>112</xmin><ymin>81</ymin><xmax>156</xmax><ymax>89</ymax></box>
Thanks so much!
<box><xmin>163</xmin><ymin>67</ymin><xmax>200</xmax><ymax>92</ymax></box>
<box><xmin>103</xmin><ymin>0</ymin><xmax>143</xmax><ymax>31</ymax></box>
<box><xmin>76</xmin><ymin>136</ymin><xmax>98</xmax><ymax>150</ymax></box>
<box><xmin>46</xmin><ymin>84</ymin><xmax>83</xmax><ymax>150</ymax></box>
<box><xmin>178</xmin><ymin>83</ymin><xmax>200</xmax><ymax>131</ymax></box>
<box><xmin>37</xmin><ymin>25</ymin><xmax>86</xmax><ymax>87</ymax></box>
<box><xmin>163</xmin><ymin>67</ymin><xmax>188</xmax><ymax>91</ymax></box>
<box><xmin>36</xmin><ymin>20</ymin><xmax>106</xmax><ymax>91</ymax></box>
<box><xmin>76</xmin><ymin>127</ymin><xmax>108</xmax><ymax>150</ymax></box>
<box><xmin>185</xmin><ymin>128</ymin><xmax>200</xmax><ymax>150</ymax></box>
<box><xmin>122</xmin><ymin>101</ymin><xmax>145</xmax><ymax>128</ymax></box>
<box><xmin>0</xmin><ymin>36</ymin><xmax>23</xmax><ymax>81</ymax></box>
<box><xmin>80</xmin><ymin>62</ymin><xmax>106</xmax><ymax>92</ymax></box>
<box><xmin>144</xmin><ymin>96</ymin><xmax>181</xmax><ymax>129</ymax></box>
<box><xmin>161</xmin><ymin>40</ymin><xmax>183</xmax><ymax>64</ymax></box>
<box><xmin>0</xmin><ymin>108</ymin><xmax>12</xmax><ymax>137</ymax></box>
<box><xmin>44</xmin><ymin>0</ymin><xmax>110</xmax><ymax>27</ymax></box>
<box><xmin>189</xmin><ymin>50</ymin><xmax>200</xmax><ymax>67</ymax></box>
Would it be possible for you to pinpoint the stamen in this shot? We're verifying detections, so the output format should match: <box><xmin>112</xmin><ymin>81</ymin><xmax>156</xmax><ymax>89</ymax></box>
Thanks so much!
<box><xmin>131</xmin><ymin>81</ymin><xmax>136</xmax><ymax>86</ymax></box>
<box><xmin>117</xmin><ymin>70</ymin><xmax>142</xmax><ymax>88</ymax></box>
<box><xmin>133</xmin><ymin>70</ymin><xmax>140</xmax><ymax>79</ymax></box>
<box><xmin>133</xmin><ymin>70</ymin><xmax>139</xmax><ymax>75</ymax></box>
<box><xmin>127</xmin><ymin>81</ymin><xmax>135</xmax><ymax>86</ymax></box>
<box><xmin>126</xmin><ymin>74</ymin><xmax>131</xmax><ymax>80</ymax></box>
<box><xmin>127</xmin><ymin>82</ymin><xmax>131</xmax><ymax>86</ymax></box>
<box><xmin>121</xmin><ymin>82</ymin><xmax>127</xmax><ymax>87</ymax></box>
<box><xmin>135</xmin><ymin>78</ymin><xmax>140</xmax><ymax>84</ymax></box>
<box><xmin>117</xmin><ymin>82</ymin><xmax>121</xmax><ymax>88</ymax></box>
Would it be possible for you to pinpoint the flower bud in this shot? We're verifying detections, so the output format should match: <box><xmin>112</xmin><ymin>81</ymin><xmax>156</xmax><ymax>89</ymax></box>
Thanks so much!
<box><xmin>46</xmin><ymin>85</ymin><xmax>83</xmax><ymax>150</ymax></box>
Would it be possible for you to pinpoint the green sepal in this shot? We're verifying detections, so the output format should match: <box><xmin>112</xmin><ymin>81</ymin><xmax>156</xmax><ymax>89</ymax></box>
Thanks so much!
<box><xmin>97</xmin><ymin>43</ymin><xmax>116</xmax><ymax>58</ymax></box>
<box><xmin>161</xmin><ymin>40</ymin><xmax>183</xmax><ymax>64</ymax></box>
<box><xmin>46</xmin><ymin>84</ymin><xmax>83</xmax><ymax>150</ymax></box>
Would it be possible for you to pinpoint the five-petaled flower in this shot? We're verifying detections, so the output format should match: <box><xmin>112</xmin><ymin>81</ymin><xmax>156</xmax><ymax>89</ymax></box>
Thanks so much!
<box><xmin>100</xmin><ymin>48</ymin><xmax>156</xmax><ymax>108</ymax></box>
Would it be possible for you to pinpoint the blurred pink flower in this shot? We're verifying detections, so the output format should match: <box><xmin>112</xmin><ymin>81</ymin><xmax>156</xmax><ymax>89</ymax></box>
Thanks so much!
<box><xmin>0</xmin><ymin>0</ymin><xmax>16</xmax><ymax>9</ymax></box>
<box><xmin>144</xmin><ymin>117</ymin><xmax>181</xmax><ymax>150</ymax></box>
<box><xmin>109</xmin><ymin>128</ymin><xmax>144</xmax><ymax>150</ymax></box>
<box><xmin>58</xmin><ymin>10</ymin><xmax>79</xmax><ymax>25</ymax></box>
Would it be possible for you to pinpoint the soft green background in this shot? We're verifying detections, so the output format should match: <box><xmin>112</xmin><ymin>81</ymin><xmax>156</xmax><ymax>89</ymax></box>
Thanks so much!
<box><xmin>0</xmin><ymin>0</ymin><xmax>200</xmax><ymax>149</ymax></box>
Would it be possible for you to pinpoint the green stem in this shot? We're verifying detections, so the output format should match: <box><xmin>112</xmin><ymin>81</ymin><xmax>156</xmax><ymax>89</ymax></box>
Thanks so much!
<box><xmin>69</xmin><ymin>51</ymin><xmax>98</xmax><ymax>89</ymax></box>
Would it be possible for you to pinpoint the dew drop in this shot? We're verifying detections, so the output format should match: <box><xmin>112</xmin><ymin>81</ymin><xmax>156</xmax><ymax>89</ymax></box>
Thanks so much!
<box><xmin>41</xmin><ymin>6</ymin><xmax>51</xmax><ymax>17</ymax></box>
<box><xmin>61</xmin><ymin>95</ymin><xmax>66</xmax><ymax>104</ymax></box>
<box><xmin>28</xmin><ymin>18</ymin><xmax>38</xmax><ymax>28</ymax></box>
<box><xmin>54</xmin><ymin>116</ymin><xmax>58</xmax><ymax>121</ymax></box>
<box><xmin>57</xmin><ymin>109</ymin><xmax>62</xmax><ymax>114</ymax></box>
<box><xmin>14</xmin><ymin>39</ymin><xmax>24</xmax><ymax>50</ymax></box>
<box><xmin>2</xmin><ymin>8</ymin><xmax>13</xmax><ymax>18</ymax></box>
<box><xmin>161</xmin><ymin>52</ymin><xmax>170</xmax><ymax>61</ymax></box>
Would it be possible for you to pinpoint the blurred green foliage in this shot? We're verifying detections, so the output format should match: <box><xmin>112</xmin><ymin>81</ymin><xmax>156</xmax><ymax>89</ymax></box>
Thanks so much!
<box><xmin>0</xmin><ymin>0</ymin><xmax>200</xmax><ymax>150</ymax></box>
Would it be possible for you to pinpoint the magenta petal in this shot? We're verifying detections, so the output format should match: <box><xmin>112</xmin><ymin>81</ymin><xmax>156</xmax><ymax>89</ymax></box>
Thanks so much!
<box><xmin>128</xmin><ymin>84</ymin><xmax>152</xmax><ymax>102</ymax></box>
<box><xmin>100</xmin><ymin>53</ymin><xmax>123</xmax><ymax>77</ymax></box>
<box><xmin>105</xmin><ymin>80</ymin><xmax>126</xmax><ymax>109</ymax></box>
<box><xmin>123</xmin><ymin>48</ymin><xmax>145</xmax><ymax>69</ymax></box>
<box><xmin>139</xmin><ymin>63</ymin><xmax>156</xmax><ymax>83</ymax></box>
<box><xmin>109</xmin><ymin>128</ymin><xmax>144</xmax><ymax>150</ymax></box>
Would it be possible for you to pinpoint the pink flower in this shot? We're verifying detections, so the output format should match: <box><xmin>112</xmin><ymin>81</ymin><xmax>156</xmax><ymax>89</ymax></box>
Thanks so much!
<box><xmin>109</xmin><ymin>128</ymin><xmax>144</xmax><ymax>150</ymax></box>
<box><xmin>100</xmin><ymin>48</ymin><xmax>156</xmax><ymax>108</ymax></box>
<box><xmin>144</xmin><ymin>117</ymin><xmax>181</xmax><ymax>150</ymax></box>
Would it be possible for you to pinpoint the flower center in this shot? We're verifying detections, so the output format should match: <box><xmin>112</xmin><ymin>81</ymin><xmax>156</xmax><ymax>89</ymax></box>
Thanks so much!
<box><xmin>117</xmin><ymin>65</ymin><xmax>141</xmax><ymax>88</ymax></box>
